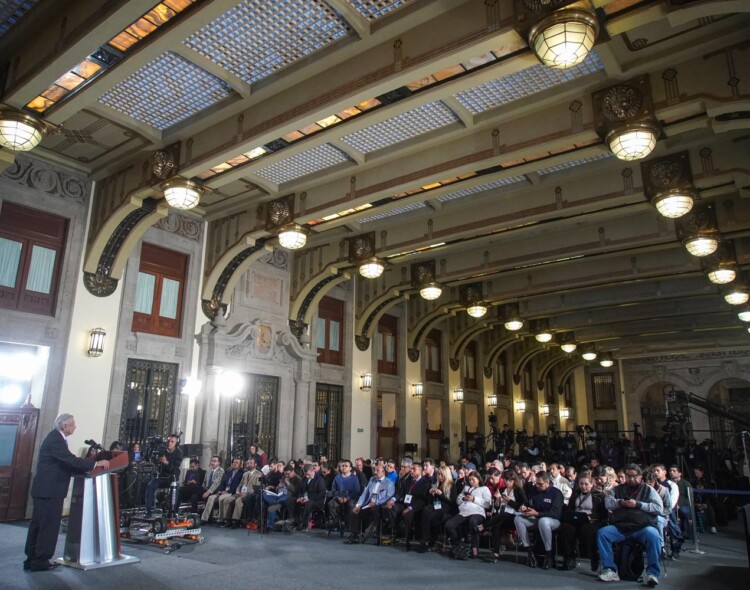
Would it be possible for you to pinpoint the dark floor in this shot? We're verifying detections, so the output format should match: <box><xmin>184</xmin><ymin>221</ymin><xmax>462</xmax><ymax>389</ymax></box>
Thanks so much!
<box><xmin>1</xmin><ymin>519</ymin><xmax>747</xmax><ymax>590</ymax></box>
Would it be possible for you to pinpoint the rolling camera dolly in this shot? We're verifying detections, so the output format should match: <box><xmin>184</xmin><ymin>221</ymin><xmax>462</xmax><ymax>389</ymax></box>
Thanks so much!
<box><xmin>119</xmin><ymin>509</ymin><xmax>204</xmax><ymax>553</ymax></box>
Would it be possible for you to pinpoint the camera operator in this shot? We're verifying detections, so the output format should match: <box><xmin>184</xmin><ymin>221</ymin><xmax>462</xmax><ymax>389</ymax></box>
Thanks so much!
<box><xmin>144</xmin><ymin>434</ymin><xmax>183</xmax><ymax>517</ymax></box>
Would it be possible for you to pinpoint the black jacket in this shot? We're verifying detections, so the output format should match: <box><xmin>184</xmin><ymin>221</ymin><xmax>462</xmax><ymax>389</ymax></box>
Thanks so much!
<box><xmin>395</xmin><ymin>475</ymin><xmax>431</xmax><ymax>511</ymax></box>
<box><xmin>31</xmin><ymin>430</ymin><xmax>95</xmax><ymax>498</ymax></box>
<box><xmin>528</xmin><ymin>485</ymin><xmax>564</xmax><ymax>520</ymax></box>
<box><xmin>158</xmin><ymin>446</ymin><xmax>183</xmax><ymax>479</ymax></box>
<box><xmin>567</xmin><ymin>489</ymin><xmax>607</xmax><ymax>522</ymax></box>
<box><xmin>302</xmin><ymin>473</ymin><xmax>327</xmax><ymax>504</ymax></box>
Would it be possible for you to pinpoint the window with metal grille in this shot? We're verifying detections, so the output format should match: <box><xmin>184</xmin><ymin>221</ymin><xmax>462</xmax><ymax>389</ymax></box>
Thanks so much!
<box><xmin>563</xmin><ymin>375</ymin><xmax>574</xmax><ymax>407</ymax></box>
<box><xmin>522</xmin><ymin>363</ymin><xmax>533</xmax><ymax>400</ymax></box>
<box><xmin>545</xmin><ymin>372</ymin><xmax>555</xmax><ymax>405</ymax></box>
<box><xmin>227</xmin><ymin>373</ymin><xmax>279</xmax><ymax>461</ymax></box>
<box><xmin>591</xmin><ymin>373</ymin><xmax>617</xmax><ymax>409</ymax></box>
<box><xmin>594</xmin><ymin>420</ymin><xmax>619</xmax><ymax>444</ymax></box>
<box><xmin>0</xmin><ymin>201</ymin><xmax>68</xmax><ymax>316</ymax></box>
<box><xmin>119</xmin><ymin>359</ymin><xmax>177</xmax><ymax>449</ymax></box>
<box><xmin>317</xmin><ymin>296</ymin><xmax>344</xmax><ymax>365</ymax></box>
<box><xmin>463</xmin><ymin>341</ymin><xmax>477</xmax><ymax>389</ymax></box>
<box><xmin>314</xmin><ymin>383</ymin><xmax>343</xmax><ymax>462</ymax></box>
<box><xmin>132</xmin><ymin>242</ymin><xmax>187</xmax><ymax>338</ymax></box>
<box><xmin>496</xmin><ymin>351</ymin><xmax>508</xmax><ymax>395</ymax></box>
<box><xmin>376</xmin><ymin>314</ymin><xmax>397</xmax><ymax>375</ymax></box>
<box><xmin>425</xmin><ymin>329</ymin><xmax>442</xmax><ymax>383</ymax></box>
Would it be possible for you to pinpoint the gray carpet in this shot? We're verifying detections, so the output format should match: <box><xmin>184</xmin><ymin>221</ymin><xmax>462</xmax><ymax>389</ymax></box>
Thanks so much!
<box><xmin>1</xmin><ymin>520</ymin><xmax>747</xmax><ymax>590</ymax></box>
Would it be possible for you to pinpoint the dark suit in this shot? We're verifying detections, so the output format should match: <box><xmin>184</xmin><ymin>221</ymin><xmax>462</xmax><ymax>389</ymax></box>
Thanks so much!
<box><xmin>296</xmin><ymin>473</ymin><xmax>327</xmax><ymax>524</ymax></box>
<box><xmin>24</xmin><ymin>430</ymin><xmax>95</xmax><ymax>569</ymax></box>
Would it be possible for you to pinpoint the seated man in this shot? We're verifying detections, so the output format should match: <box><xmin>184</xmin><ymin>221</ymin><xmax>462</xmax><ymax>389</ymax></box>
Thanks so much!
<box><xmin>514</xmin><ymin>470</ymin><xmax>564</xmax><ymax>569</ymax></box>
<box><xmin>196</xmin><ymin>455</ymin><xmax>224</xmax><ymax>514</ymax></box>
<box><xmin>549</xmin><ymin>462</ymin><xmax>573</xmax><ymax>502</ymax></box>
<box><xmin>597</xmin><ymin>463</ymin><xmax>664</xmax><ymax>586</ymax></box>
<box><xmin>294</xmin><ymin>464</ymin><xmax>327</xmax><ymax>530</ymax></box>
<box><xmin>693</xmin><ymin>465</ymin><xmax>718</xmax><ymax>534</ymax></box>
<box><xmin>201</xmin><ymin>458</ymin><xmax>243</xmax><ymax>524</ymax></box>
<box><xmin>346</xmin><ymin>464</ymin><xmax>395</xmax><ymax>544</ymax></box>
<box><xmin>144</xmin><ymin>434</ymin><xmax>183</xmax><ymax>517</ymax></box>
<box><xmin>652</xmin><ymin>463</ymin><xmax>683</xmax><ymax>557</ymax></box>
<box><xmin>669</xmin><ymin>465</ymin><xmax>693</xmax><ymax>538</ymax></box>
<box><xmin>179</xmin><ymin>458</ymin><xmax>205</xmax><ymax>513</ymax></box>
<box><xmin>328</xmin><ymin>459</ymin><xmax>361</xmax><ymax>531</ymax></box>
<box><xmin>227</xmin><ymin>458</ymin><xmax>262</xmax><ymax>528</ymax></box>
<box><xmin>384</xmin><ymin>462</ymin><xmax>430</xmax><ymax>548</ymax></box>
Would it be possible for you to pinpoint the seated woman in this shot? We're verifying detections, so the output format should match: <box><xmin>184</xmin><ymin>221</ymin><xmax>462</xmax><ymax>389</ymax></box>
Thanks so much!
<box><xmin>444</xmin><ymin>470</ymin><xmax>492</xmax><ymax>558</ymax></box>
<box><xmin>416</xmin><ymin>465</ymin><xmax>457</xmax><ymax>553</ymax></box>
<box><xmin>477</xmin><ymin>473</ymin><xmax>528</xmax><ymax>563</ymax></box>
<box><xmin>559</xmin><ymin>475</ymin><xmax>607</xmax><ymax>571</ymax></box>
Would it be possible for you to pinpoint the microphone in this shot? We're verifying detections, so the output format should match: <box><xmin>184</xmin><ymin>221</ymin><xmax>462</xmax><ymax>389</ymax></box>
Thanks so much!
<box><xmin>84</xmin><ymin>439</ymin><xmax>103</xmax><ymax>450</ymax></box>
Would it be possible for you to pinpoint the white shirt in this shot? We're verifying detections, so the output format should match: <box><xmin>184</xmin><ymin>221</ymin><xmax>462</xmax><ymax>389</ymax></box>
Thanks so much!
<box><xmin>552</xmin><ymin>474</ymin><xmax>573</xmax><ymax>501</ymax></box>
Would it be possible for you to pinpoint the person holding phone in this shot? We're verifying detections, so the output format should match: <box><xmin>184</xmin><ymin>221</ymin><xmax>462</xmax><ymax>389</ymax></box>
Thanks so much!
<box><xmin>514</xmin><ymin>470</ymin><xmax>564</xmax><ymax>569</ymax></box>
<box><xmin>444</xmin><ymin>470</ymin><xmax>491</xmax><ymax>558</ymax></box>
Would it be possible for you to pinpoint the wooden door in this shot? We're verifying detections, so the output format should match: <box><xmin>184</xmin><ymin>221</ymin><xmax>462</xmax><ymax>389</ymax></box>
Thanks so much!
<box><xmin>0</xmin><ymin>407</ymin><xmax>39</xmax><ymax>520</ymax></box>
<box><xmin>377</xmin><ymin>426</ymin><xmax>399</xmax><ymax>459</ymax></box>
<box><xmin>426</xmin><ymin>428</ymin><xmax>445</xmax><ymax>462</ymax></box>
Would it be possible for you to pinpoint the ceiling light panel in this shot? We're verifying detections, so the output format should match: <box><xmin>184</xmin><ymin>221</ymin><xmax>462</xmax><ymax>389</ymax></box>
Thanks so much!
<box><xmin>454</xmin><ymin>51</ymin><xmax>603</xmax><ymax>114</ymax></box>
<box><xmin>0</xmin><ymin>0</ymin><xmax>40</xmax><ymax>38</ymax></box>
<box><xmin>341</xmin><ymin>101</ymin><xmax>458</xmax><ymax>153</ymax></box>
<box><xmin>183</xmin><ymin>0</ymin><xmax>351</xmax><ymax>85</ymax></box>
<box><xmin>98</xmin><ymin>51</ymin><xmax>234</xmax><ymax>130</ymax></box>
<box><xmin>360</xmin><ymin>201</ymin><xmax>427</xmax><ymax>223</ymax></box>
<box><xmin>536</xmin><ymin>152</ymin><xmax>612</xmax><ymax>176</ymax></box>
<box><xmin>437</xmin><ymin>176</ymin><xmax>527</xmax><ymax>203</ymax></box>
<box><xmin>347</xmin><ymin>0</ymin><xmax>415</xmax><ymax>21</ymax></box>
<box><xmin>254</xmin><ymin>143</ymin><xmax>350</xmax><ymax>185</ymax></box>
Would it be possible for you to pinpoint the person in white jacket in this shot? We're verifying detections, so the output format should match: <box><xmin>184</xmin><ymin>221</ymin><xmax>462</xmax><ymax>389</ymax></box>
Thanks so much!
<box><xmin>444</xmin><ymin>470</ymin><xmax>492</xmax><ymax>557</ymax></box>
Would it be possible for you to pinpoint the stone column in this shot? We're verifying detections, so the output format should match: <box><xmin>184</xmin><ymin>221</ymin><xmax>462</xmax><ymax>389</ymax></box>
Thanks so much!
<box><xmin>292</xmin><ymin>377</ymin><xmax>310</xmax><ymax>458</ymax></box>
<box><xmin>199</xmin><ymin>366</ymin><xmax>223</xmax><ymax>466</ymax></box>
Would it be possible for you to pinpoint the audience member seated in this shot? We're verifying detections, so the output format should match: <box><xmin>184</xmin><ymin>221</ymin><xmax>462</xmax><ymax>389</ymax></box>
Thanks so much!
<box><xmin>559</xmin><ymin>474</ymin><xmax>606</xmax><ymax>571</ymax></box>
<box><xmin>416</xmin><ymin>465</ymin><xmax>457</xmax><ymax>553</ymax></box>
<box><xmin>193</xmin><ymin>455</ymin><xmax>224</xmax><ymax>514</ymax></box>
<box><xmin>652</xmin><ymin>463</ymin><xmax>683</xmax><ymax>557</ymax></box>
<box><xmin>445</xmin><ymin>470</ymin><xmax>491</xmax><ymax>558</ymax></box>
<box><xmin>227</xmin><ymin>458</ymin><xmax>262</xmax><ymax>528</ymax></box>
<box><xmin>477</xmin><ymin>472</ymin><xmax>527</xmax><ymax>563</ymax></box>
<box><xmin>669</xmin><ymin>465</ymin><xmax>693</xmax><ymax>538</ymax></box>
<box><xmin>294</xmin><ymin>464</ymin><xmax>327</xmax><ymax>530</ymax></box>
<box><xmin>179</xmin><ymin>458</ymin><xmax>205</xmax><ymax>512</ymax></box>
<box><xmin>385</xmin><ymin>462</ymin><xmax>430</xmax><ymax>550</ymax></box>
<box><xmin>329</xmin><ymin>459</ymin><xmax>361</xmax><ymax>531</ymax></box>
<box><xmin>514</xmin><ymin>470</ymin><xmax>564</xmax><ymax>569</ymax></box>
<box><xmin>597</xmin><ymin>463</ymin><xmax>664</xmax><ymax>586</ymax></box>
<box><xmin>549</xmin><ymin>462</ymin><xmax>572</xmax><ymax>502</ymax></box>
<box><xmin>201</xmin><ymin>458</ymin><xmax>243</xmax><ymax>524</ymax></box>
<box><xmin>346</xmin><ymin>464</ymin><xmax>395</xmax><ymax>545</ymax></box>
<box><xmin>644</xmin><ymin>470</ymin><xmax>672</xmax><ymax>535</ymax></box>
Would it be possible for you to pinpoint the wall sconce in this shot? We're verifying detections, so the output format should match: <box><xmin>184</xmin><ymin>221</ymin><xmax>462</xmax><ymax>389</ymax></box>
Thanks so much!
<box><xmin>541</xmin><ymin>404</ymin><xmax>550</xmax><ymax>416</ymax></box>
<box><xmin>453</xmin><ymin>388</ymin><xmax>464</xmax><ymax>403</ymax></box>
<box><xmin>675</xmin><ymin>202</ymin><xmax>720</xmax><ymax>257</ymax></box>
<box><xmin>487</xmin><ymin>393</ymin><xmax>498</xmax><ymax>407</ymax></box>
<box><xmin>360</xmin><ymin>372</ymin><xmax>372</xmax><ymax>391</ymax></box>
<box><xmin>592</xmin><ymin>75</ymin><xmax>659</xmax><ymax>161</ymax></box>
<box><xmin>560</xmin><ymin>407</ymin><xmax>570</xmax><ymax>419</ymax></box>
<box><xmin>412</xmin><ymin>382</ymin><xmax>424</xmax><ymax>398</ymax></box>
<box><xmin>641</xmin><ymin>151</ymin><xmax>695</xmax><ymax>219</ymax></box>
<box><xmin>87</xmin><ymin>327</ymin><xmax>106</xmax><ymax>357</ymax></box>
<box><xmin>515</xmin><ymin>400</ymin><xmax>526</xmax><ymax>412</ymax></box>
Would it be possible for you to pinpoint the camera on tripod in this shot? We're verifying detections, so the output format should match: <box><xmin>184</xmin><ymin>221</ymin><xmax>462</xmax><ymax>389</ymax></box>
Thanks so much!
<box><xmin>145</xmin><ymin>435</ymin><xmax>170</xmax><ymax>462</ymax></box>
<box><xmin>516</xmin><ymin>429</ymin><xmax>528</xmax><ymax>446</ymax></box>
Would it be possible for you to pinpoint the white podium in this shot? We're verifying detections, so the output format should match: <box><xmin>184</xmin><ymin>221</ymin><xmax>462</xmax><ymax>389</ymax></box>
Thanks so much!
<box><xmin>58</xmin><ymin>450</ymin><xmax>139</xmax><ymax>570</ymax></box>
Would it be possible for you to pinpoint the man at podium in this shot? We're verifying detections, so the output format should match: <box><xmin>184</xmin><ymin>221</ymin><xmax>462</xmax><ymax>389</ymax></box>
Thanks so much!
<box><xmin>24</xmin><ymin>413</ymin><xmax>110</xmax><ymax>572</ymax></box>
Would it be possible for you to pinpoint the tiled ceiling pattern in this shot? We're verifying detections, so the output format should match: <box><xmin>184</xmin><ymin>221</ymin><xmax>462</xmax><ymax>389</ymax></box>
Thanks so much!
<box><xmin>437</xmin><ymin>176</ymin><xmax>528</xmax><ymax>203</ymax></box>
<box><xmin>360</xmin><ymin>201</ymin><xmax>427</xmax><ymax>223</ymax></box>
<box><xmin>0</xmin><ymin>0</ymin><xmax>39</xmax><ymax>37</ymax></box>
<box><xmin>341</xmin><ymin>101</ymin><xmax>459</xmax><ymax>153</ymax></box>
<box><xmin>536</xmin><ymin>152</ymin><xmax>612</xmax><ymax>176</ymax></box>
<box><xmin>98</xmin><ymin>51</ymin><xmax>235</xmax><ymax>131</ymax></box>
<box><xmin>347</xmin><ymin>0</ymin><xmax>415</xmax><ymax>21</ymax></box>
<box><xmin>454</xmin><ymin>51</ymin><xmax>604</xmax><ymax>114</ymax></box>
<box><xmin>183</xmin><ymin>0</ymin><xmax>351</xmax><ymax>85</ymax></box>
<box><xmin>254</xmin><ymin>143</ymin><xmax>350</xmax><ymax>185</ymax></box>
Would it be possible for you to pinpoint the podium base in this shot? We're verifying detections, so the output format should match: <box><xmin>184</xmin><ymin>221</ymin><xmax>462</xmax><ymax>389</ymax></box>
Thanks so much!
<box><xmin>56</xmin><ymin>554</ymin><xmax>140</xmax><ymax>570</ymax></box>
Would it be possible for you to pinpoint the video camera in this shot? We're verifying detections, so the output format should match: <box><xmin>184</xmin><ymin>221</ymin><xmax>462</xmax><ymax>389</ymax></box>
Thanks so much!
<box><xmin>145</xmin><ymin>434</ymin><xmax>170</xmax><ymax>462</ymax></box>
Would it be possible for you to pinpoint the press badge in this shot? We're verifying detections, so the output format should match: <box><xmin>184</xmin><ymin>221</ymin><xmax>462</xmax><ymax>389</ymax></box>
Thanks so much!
<box><xmin>241</xmin><ymin>485</ymin><xmax>248</xmax><ymax>493</ymax></box>
<box><xmin>433</xmin><ymin>500</ymin><xmax>441</xmax><ymax>509</ymax></box>
<box><xmin>404</xmin><ymin>494</ymin><xmax>412</xmax><ymax>504</ymax></box>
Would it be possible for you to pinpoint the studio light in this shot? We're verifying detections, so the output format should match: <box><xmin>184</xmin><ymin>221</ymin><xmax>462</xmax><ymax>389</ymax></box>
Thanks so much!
<box><xmin>217</xmin><ymin>371</ymin><xmax>243</xmax><ymax>397</ymax></box>
<box><xmin>277</xmin><ymin>223</ymin><xmax>309</xmax><ymax>250</ymax></box>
